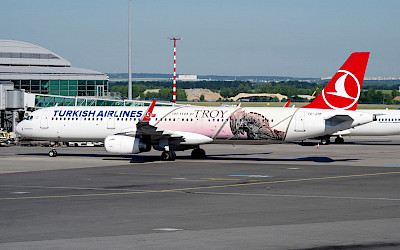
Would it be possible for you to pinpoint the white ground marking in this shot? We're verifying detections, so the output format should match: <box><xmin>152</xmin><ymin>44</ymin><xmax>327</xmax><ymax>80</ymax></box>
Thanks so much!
<box><xmin>194</xmin><ymin>191</ymin><xmax>400</xmax><ymax>201</ymax></box>
<box><xmin>153</xmin><ymin>228</ymin><xmax>183</xmax><ymax>232</ymax></box>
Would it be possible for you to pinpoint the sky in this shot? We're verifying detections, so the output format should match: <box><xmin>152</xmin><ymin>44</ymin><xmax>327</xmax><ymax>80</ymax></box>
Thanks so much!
<box><xmin>1</xmin><ymin>0</ymin><xmax>400</xmax><ymax>78</ymax></box>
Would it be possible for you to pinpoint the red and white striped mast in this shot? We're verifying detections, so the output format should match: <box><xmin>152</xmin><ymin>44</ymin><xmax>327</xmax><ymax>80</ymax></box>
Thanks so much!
<box><xmin>169</xmin><ymin>37</ymin><xmax>181</xmax><ymax>103</ymax></box>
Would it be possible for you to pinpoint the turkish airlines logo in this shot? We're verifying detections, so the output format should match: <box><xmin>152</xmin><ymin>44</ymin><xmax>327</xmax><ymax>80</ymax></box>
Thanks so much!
<box><xmin>143</xmin><ymin>112</ymin><xmax>156</xmax><ymax>121</ymax></box>
<box><xmin>322</xmin><ymin>70</ymin><xmax>360</xmax><ymax>110</ymax></box>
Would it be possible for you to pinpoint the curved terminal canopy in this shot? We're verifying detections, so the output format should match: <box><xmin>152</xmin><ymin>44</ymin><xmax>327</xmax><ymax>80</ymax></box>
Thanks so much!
<box><xmin>0</xmin><ymin>40</ymin><xmax>71</xmax><ymax>67</ymax></box>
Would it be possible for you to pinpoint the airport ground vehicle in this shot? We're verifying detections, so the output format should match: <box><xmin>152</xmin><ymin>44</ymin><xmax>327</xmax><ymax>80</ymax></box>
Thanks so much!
<box><xmin>0</xmin><ymin>129</ymin><xmax>13</xmax><ymax>146</ymax></box>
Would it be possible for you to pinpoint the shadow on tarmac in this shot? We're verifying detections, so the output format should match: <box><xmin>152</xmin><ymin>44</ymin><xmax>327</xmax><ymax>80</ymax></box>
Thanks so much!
<box><xmin>293</xmin><ymin>140</ymin><xmax>400</xmax><ymax>146</ymax></box>
<box><xmin>18</xmin><ymin>153</ymin><xmax>358</xmax><ymax>164</ymax></box>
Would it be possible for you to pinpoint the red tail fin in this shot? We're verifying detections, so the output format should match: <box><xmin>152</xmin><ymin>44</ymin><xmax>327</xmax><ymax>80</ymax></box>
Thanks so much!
<box><xmin>142</xmin><ymin>99</ymin><xmax>157</xmax><ymax>122</ymax></box>
<box><xmin>283</xmin><ymin>100</ymin><xmax>291</xmax><ymax>107</ymax></box>
<box><xmin>302</xmin><ymin>52</ymin><xmax>370</xmax><ymax>110</ymax></box>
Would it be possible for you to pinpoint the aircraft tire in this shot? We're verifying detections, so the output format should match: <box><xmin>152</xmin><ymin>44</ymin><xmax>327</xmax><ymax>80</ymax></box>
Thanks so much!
<box><xmin>335</xmin><ymin>136</ymin><xmax>345</xmax><ymax>144</ymax></box>
<box><xmin>161</xmin><ymin>151</ymin><xmax>176</xmax><ymax>161</ymax></box>
<box><xmin>321</xmin><ymin>138</ymin><xmax>330</xmax><ymax>145</ymax></box>
<box><xmin>191</xmin><ymin>148</ymin><xmax>206</xmax><ymax>159</ymax></box>
<box><xmin>49</xmin><ymin>150</ymin><xmax>57</xmax><ymax>157</ymax></box>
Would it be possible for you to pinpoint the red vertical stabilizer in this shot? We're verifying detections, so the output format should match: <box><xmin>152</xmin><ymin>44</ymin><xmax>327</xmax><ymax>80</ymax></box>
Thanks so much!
<box><xmin>302</xmin><ymin>52</ymin><xmax>370</xmax><ymax>110</ymax></box>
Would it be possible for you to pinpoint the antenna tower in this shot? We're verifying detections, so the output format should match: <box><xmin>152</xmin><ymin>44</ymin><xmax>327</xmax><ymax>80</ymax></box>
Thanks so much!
<box><xmin>169</xmin><ymin>37</ymin><xmax>181</xmax><ymax>103</ymax></box>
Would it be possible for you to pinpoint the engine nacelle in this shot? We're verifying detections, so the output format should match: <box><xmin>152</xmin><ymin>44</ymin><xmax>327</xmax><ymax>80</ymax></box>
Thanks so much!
<box><xmin>104</xmin><ymin>135</ymin><xmax>151</xmax><ymax>154</ymax></box>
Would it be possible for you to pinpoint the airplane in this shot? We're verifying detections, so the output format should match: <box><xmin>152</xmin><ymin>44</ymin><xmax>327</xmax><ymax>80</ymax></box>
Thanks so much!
<box><xmin>16</xmin><ymin>52</ymin><xmax>375</xmax><ymax>161</ymax></box>
<box><xmin>318</xmin><ymin>109</ymin><xmax>400</xmax><ymax>144</ymax></box>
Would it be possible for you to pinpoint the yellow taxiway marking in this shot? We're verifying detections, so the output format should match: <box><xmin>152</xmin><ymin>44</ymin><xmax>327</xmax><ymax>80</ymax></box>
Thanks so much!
<box><xmin>2</xmin><ymin>171</ymin><xmax>400</xmax><ymax>201</ymax></box>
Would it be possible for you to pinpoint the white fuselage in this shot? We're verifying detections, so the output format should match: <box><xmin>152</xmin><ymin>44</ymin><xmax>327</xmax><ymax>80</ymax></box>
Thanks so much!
<box><xmin>335</xmin><ymin>109</ymin><xmax>400</xmax><ymax>136</ymax></box>
<box><xmin>16</xmin><ymin>105</ymin><xmax>374</xmax><ymax>144</ymax></box>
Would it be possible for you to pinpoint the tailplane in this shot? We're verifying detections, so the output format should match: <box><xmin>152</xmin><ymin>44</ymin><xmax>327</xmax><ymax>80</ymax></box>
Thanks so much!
<box><xmin>302</xmin><ymin>52</ymin><xmax>370</xmax><ymax>110</ymax></box>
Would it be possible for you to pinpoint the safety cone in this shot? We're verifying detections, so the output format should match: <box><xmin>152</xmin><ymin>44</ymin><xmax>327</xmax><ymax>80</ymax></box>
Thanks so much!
<box><xmin>317</xmin><ymin>143</ymin><xmax>320</xmax><ymax>149</ymax></box>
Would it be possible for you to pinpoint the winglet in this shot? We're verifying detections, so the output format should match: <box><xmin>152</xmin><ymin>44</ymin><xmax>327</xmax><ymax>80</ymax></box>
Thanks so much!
<box><xmin>283</xmin><ymin>100</ymin><xmax>291</xmax><ymax>107</ymax></box>
<box><xmin>141</xmin><ymin>99</ymin><xmax>157</xmax><ymax>122</ymax></box>
<box><xmin>302</xmin><ymin>52</ymin><xmax>370</xmax><ymax>110</ymax></box>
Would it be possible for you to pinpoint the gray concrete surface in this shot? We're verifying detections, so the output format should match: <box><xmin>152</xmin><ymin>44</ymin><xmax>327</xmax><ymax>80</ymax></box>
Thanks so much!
<box><xmin>1</xmin><ymin>136</ymin><xmax>400</xmax><ymax>249</ymax></box>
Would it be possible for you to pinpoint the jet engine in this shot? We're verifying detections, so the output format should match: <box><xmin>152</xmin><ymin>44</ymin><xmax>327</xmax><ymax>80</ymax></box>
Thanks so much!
<box><xmin>104</xmin><ymin>135</ymin><xmax>151</xmax><ymax>154</ymax></box>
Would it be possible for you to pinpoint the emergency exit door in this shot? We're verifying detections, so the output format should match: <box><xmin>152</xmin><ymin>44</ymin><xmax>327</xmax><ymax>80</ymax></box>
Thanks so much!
<box><xmin>40</xmin><ymin>111</ymin><xmax>49</xmax><ymax>129</ymax></box>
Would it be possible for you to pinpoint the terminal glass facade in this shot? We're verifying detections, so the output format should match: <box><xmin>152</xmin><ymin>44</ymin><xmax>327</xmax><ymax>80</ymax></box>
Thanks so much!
<box><xmin>10</xmin><ymin>79</ymin><xmax>108</xmax><ymax>96</ymax></box>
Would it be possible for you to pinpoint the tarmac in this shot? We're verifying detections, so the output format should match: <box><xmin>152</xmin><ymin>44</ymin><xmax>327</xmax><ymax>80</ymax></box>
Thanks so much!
<box><xmin>1</xmin><ymin>136</ymin><xmax>400</xmax><ymax>249</ymax></box>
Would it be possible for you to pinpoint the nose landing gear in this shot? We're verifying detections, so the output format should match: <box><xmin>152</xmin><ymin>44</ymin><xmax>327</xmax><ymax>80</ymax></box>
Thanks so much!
<box><xmin>48</xmin><ymin>149</ymin><xmax>57</xmax><ymax>157</ymax></box>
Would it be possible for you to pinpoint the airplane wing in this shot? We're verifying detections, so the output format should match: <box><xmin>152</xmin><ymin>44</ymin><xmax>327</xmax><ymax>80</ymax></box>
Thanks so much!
<box><xmin>118</xmin><ymin>99</ymin><xmax>212</xmax><ymax>144</ymax></box>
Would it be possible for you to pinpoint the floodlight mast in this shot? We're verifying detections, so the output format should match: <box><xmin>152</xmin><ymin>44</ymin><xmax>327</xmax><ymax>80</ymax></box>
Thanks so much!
<box><xmin>128</xmin><ymin>0</ymin><xmax>132</xmax><ymax>100</ymax></box>
<box><xmin>169</xmin><ymin>37</ymin><xmax>181</xmax><ymax>103</ymax></box>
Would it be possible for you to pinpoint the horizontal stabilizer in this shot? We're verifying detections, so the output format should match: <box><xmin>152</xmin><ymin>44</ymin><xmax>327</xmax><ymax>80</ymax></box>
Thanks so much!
<box><xmin>325</xmin><ymin>114</ymin><xmax>354</xmax><ymax>125</ymax></box>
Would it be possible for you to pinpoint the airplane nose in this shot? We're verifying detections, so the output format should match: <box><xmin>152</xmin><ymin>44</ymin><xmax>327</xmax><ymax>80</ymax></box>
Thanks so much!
<box><xmin>15</xmin><ymin>121</ymin><xmax>24</xmax><ymax>136</ymax></box>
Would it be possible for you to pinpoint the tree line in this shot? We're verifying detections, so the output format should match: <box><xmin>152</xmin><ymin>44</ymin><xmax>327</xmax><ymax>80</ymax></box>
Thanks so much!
<box><xmin>110</xmin><ymin>81</ymin><xmax>400</xmax><ymax>104</ymax></box>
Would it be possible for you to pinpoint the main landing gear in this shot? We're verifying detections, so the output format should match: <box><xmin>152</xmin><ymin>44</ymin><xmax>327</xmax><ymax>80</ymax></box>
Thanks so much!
<box><xmin>319</xmin><ymin>136</ymin><xmax>345</xmax><ymax>145</ymax></box>
<box><xmin>335</xmin><ymin>136</ymin><xmax>345</xmax><ymax>144</ymax></box>
<box><xmin>161</xmin><ymin>150</ymin><xmax>176</xmax><ymax>161</ymax></box>
<box><xmin>191</xmin><ymin>148</ymin><xmax>206</xmax><ymax>159</ymax></box>
<box><xmin>320</xmin><ymin>136</ymin><xmax>331</xmax><ymax>145</ymax></box>
<box><xmin>160</xmin><ymin>148</ymin><xmax>207</xmax><ymax>161</ymax></box>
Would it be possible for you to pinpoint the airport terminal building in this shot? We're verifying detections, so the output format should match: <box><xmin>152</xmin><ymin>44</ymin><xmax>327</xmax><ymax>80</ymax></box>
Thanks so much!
<box><xmin>0</xmin><ymin>40</ymin><xmax>108</xmax><ymax>97</ymax></box>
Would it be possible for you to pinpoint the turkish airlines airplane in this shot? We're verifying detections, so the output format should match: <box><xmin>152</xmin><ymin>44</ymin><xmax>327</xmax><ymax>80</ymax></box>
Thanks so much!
<box><xmin>320</xmin><ymin>109</ymin><xmax>400</xmax><ymax>144</ymax></box>
<box><xmin>16</xmin><ymin>52</ymin><xmax>375</xmax><ymax>161</ymax></box>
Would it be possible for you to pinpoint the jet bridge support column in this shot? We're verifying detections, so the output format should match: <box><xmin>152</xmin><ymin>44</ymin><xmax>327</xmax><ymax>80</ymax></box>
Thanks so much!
<box><xmin>12</xmin><ymin>111</ymin><xmax>18</xmax><ymax>133</ymax></box>
<box><xmin>0</xmin><ymin>111</ymin><xmax>4</xmax><ymax>129</ymax></box>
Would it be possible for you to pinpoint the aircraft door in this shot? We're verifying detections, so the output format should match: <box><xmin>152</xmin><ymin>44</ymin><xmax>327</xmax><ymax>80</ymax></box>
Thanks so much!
<box><xmin>295</xmin><ymin>111</ymin><xmax>305</xmax><ymax>132</ymax></box>
<box><xmin>40</xmin><ymin>111</ymin><xmax>49</xmax><ymax>129</ymax></box>
<box><xmin>107</xmin><ymin>117</ymin><xmax>115</xmax><ymax>129</ymax></box>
